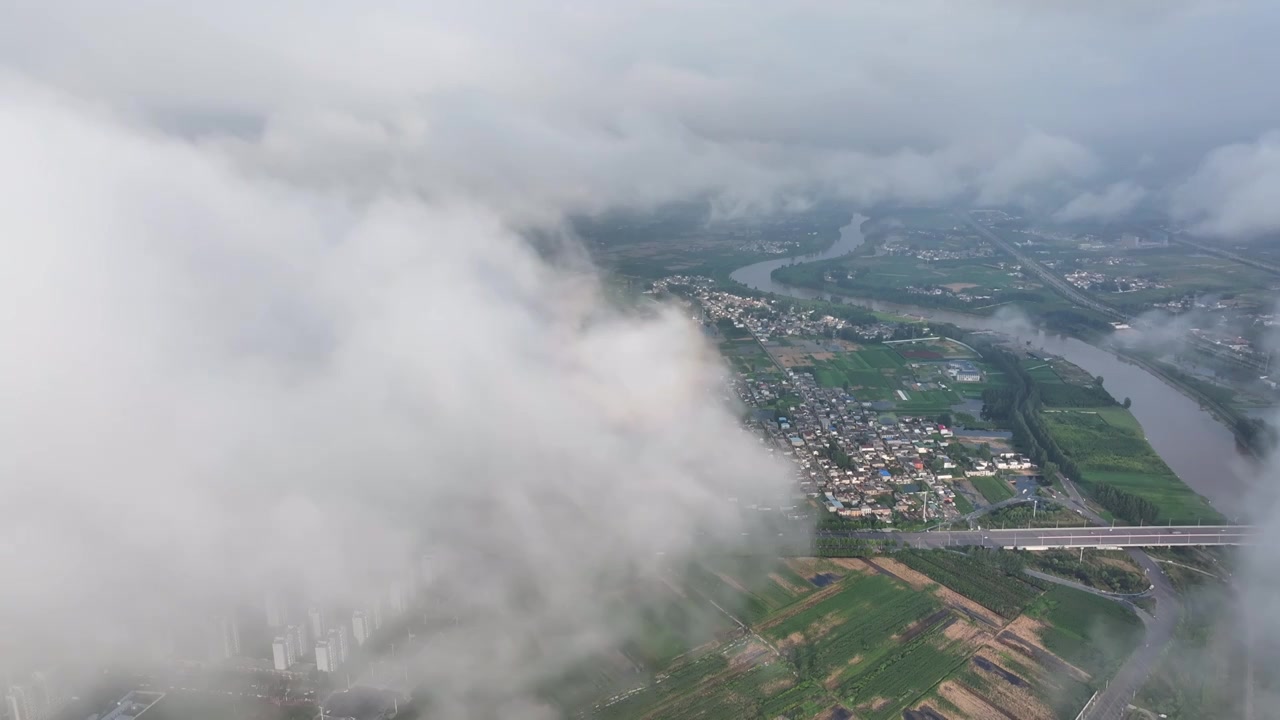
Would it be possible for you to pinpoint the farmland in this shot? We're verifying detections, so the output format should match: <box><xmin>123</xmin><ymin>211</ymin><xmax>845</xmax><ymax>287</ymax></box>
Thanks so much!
<box><xmin>1025</xmin><ymin>549</ymin><xmax>1149</xmax><ymax>594</ymax></box>
<box><xmin>1039</xmin><ymin>408</ymin><xmax>1220</xmax><ymax>523</ymax></box>
<box><xmin>567</xmin><ymin>547</ymin><xmax>1148</xmax><ymax>720</ymax></box>
<box><xmin>1024</xmin><ymin>585</ymin><xmax>1144</xmax><ymax>679</ymax></box>
<box><xmin>767</xmin><ymin>219</ymin><xmax>1096</xmax><ymax>324</ymax></box>
<box><xmin>968</xmin><ymin>475</ymin><xmax>1015</xmax><ymax>504</ymax></box>
<box><xmin>681</xmin><ymin>557</ymin><xmax>822</xmax><ymax>626</ymax></box>
<box><xmin>761</xmin><ymin>341</ymin><xmax>992</xmax><ymax>416</ymax></box>
<box><xmin>895</xmin><ymin>550</ymin><xmax>1048</xmax><ymax>619</ymax></box>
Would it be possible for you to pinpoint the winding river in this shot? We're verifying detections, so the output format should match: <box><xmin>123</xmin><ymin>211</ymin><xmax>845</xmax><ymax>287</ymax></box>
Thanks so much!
<box><xmin>732</xmin><ymin>216</ymin><xmax>1251</xmax><ymax>518</ymax></box>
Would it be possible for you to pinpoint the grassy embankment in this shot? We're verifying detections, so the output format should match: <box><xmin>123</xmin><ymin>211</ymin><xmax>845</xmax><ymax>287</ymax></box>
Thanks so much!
<box><xmin>979</xmin><ymin>346</ymin><xmax>1222</xmax><ymax>525</ymax></box>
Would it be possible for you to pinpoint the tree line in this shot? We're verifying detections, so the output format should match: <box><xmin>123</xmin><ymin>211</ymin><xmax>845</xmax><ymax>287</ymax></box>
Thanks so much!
<box><xmin>976</xmin><ymin>344</ymin><xmax>1157</xmax><ymax>524</ymax></box>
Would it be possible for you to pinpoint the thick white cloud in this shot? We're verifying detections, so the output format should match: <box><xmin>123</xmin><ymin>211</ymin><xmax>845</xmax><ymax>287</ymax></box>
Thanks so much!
<box><xmin>0</xmin><ymin>81</ymin><xmax>799</xmax><ymax>705</ymax></box>
<box><xmin>1172</xmin><ymin>131</ymin><xmax>1280</xmax><ymax>238</ymax></box>
<box><xmin>5</xmin><ymin>1</ymin><xmax>1280</xmax><ymax>217</ymax></box>
<box><xmin>1054</xmin><ymin>181</ymin><xmax>1148</xmax><ymax>222</ymax></box>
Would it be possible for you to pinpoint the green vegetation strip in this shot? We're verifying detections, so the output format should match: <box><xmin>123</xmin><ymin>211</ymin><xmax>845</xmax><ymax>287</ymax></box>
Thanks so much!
<box><xmin>969</xmin><ymin>475</ymin><xmax>1015</xmax><ymax>504</ymax></box>
<box><xmin>1026</xmin><ymin>585</ymin><xmax>1143</xmax><ymax>681</ymax></box>
<box><xmin>896</xmin><ymin>550</ymin><xmax>1048</xmax><ymax>619</ymax></box>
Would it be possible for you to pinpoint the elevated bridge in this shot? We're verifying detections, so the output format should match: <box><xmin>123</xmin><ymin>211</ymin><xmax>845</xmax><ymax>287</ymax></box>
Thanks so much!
<box><xmin>824</xmin><ymin>525</ymin><xmax>1256</xmax><ymax>550</ymax></box>
<box><xmin>968</xmin><ymin>525</ymin><xmax>1254</xmax><ymax>549</ymax></box>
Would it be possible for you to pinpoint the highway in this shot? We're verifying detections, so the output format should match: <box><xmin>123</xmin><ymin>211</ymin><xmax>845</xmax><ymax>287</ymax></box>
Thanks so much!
<box><xmin>963</xmin><ymin>214</ymin><xmax>1124</xmax><ymax>321</ymax></box>
<box><xmin>1170</xmin><ymin>235</ymin><xmax>1280</xmax><ymax>277</ymax></box>
<box><xmin>965</xmin><ymin>214</ymin><xmax>1268</xmax><ymax>372</ymax></box>
<box><xmin>822</xmin><ymin>525</ymin><xmax>1255</xmax><ymax>549</ymax></box>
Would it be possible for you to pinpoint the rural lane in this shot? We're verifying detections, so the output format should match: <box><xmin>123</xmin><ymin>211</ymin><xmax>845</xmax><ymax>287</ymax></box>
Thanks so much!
<box><xmin>1079</xmin><ymin>550</ymin><xmax>1180</xmax><ymax>720</ymax></box>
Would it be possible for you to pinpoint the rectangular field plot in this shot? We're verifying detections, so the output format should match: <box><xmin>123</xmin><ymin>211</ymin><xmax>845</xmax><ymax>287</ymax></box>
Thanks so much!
<box><xmin>856</xmin><ymin>348</ymin><xmax>907</xmax><ymax>369</ymax></box>
<box><xmin>969</xmin><ymin>475</ymin><xmax>1015</xmax><ymax>504</ymax></box>
<box><xmin>681</xmin><ymin>557</ymin><xmax>820</xmax><ymax>625</ymax></box>
<box><xmin>1026</xmin><ymin>585</ymin><xmax>1143</xmax><ymax>680</ymax></box>
<box><xmin>894</xmin><ymin>551</ymin><xmax>1048</xmax><ymax>619</ymax></box>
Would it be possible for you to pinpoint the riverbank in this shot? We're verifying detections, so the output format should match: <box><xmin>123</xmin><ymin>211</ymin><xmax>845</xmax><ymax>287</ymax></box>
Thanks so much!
<box><xmin>745</xmin><ymin>222</ymin><xmax>1271</xmax><ymax>461</ymax></box>
<box><xmin>1110</xmin><ymin>347</ymin><xmax>1266</xmax><ymax>461</ymax></box>
<box><xmin>728</xmin><ymin>224</ymin><xmax>1253</xmax><ymax>519</ymax></box>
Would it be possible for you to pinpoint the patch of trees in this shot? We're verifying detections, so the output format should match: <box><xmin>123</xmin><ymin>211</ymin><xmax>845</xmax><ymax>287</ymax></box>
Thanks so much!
<box><xmin>1037</xmin><ymin>382</ymin><xmax>1116</xmax><ymax>408</ymax></box>
<box><xmin>896</xmin><ymin>550</ymin><xmax>1047</xmax><ymax>618</ymax></box>
<box><xmin>1093</xmin><ymin>485</ymin><xmax>1158</xmax><ymax>525</ymax></box>
<box><xmin>1040</xmin><ymin>309</ymin><xmax>1115</xmax><ymax>336</ymax></box>
<box><xmin>1029</xmin><ymin>550</ymin><xmax>1148</xmax><ymax>594</ymax></box>
<box><xmin>976</xmin><ymin>346</ymin><xmax>1083</xmax><ymax>486</ymax></box>
<box><xmin>813</xmin><ymin>537</ymin><xmax>891</xmax><ymax>557</ymax></box>
<box><xmin>817</xmin><ymin>514</ymin><xmax>886</xmax><ymax>532</ymax></box>
<box><xmin>1235</xmin><ymin>416</ymin><xmax>1278</xmax><ymax>456</ymax></box>
<box><xmin>824</xmin><ymin>440</ymin><xmax>854</xmax><ymax>470</ymax></box>
<box><xmin>715</xmin><ymin>317</ymin><xmax>751</xmax><ymax>339</ymax></box>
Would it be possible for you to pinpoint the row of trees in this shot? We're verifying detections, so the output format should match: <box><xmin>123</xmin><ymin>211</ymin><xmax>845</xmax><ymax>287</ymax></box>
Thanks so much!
<box><xmin>1093</xmin><ymin>485</ymin><xmax>1158</xmax><ymax>525</ymax></box>
<box><xmin>976</xmin><ymin>345</ymin><xmax>1159</xmax><ymax>524</ymax></box>
<box><xmin>813</xmin><ymin>537</ymin><xmax>893</xmax><ymax>557</ymax></box>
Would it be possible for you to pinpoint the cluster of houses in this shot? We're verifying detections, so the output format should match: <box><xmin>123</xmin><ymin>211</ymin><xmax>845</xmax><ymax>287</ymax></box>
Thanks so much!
<box><xmin>654</xmin><ymin>275</ymin><xmax>900</xmax><ymax>342</ymax></box>
<box><xmin>1063</xmin><ymin>269</ymin><xmax>1168</xmax><ymax>293</ymax></box>
<box><xmin>744</xmin><ymin>368</ymin><xmax>993</xmax><ymax>524</ymax></box>
<box><xmin>733</xmin><ymin>239</ymin><xmax>806</xmax><ymax>255</ymax></box>
<box><xmin>902</xmin><ymin>285</ymin><xmax>995</xmax><ymax>304</ymax></box>
<box><xmin>661</xmin><ymin>274</ymin><xmax>1048</xmax><ymax>526</ymax></box>
<box><xmin>944</xmin><ymin>360</ymin><xmax>983</xmax><ymax>383</ymax></box>
<box><xmin>882</xmin><ymin>232</ymin><xmax>996</xmax><ymax>261</ymax></box>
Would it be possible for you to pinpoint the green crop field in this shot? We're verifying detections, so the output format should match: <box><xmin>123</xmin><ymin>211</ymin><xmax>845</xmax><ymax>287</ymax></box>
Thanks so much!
<box><xmin>626</xmin><ymin>659</ymin><xmax>829</xmax><ymax>720</ymax></box>
<box><xmin>1083</xmin><ymin>471</ymin><xmax>1220</xmax><ymax>524</ymax></box>
<box><xmin>895</xmin><ymin>388</ymin><xmax>963</xmax><ymax>414</ymax></box>
<box><xmin>1089</xmin><ymin>406</ymin><xmax>1144</xmax><ymax>433</ymax></box>
<box><xmin>811</xmin><ymin>358</ymin><xmax>901</xmax><ymax>402</ymax></box>
<box><xmin>708</xmin><ymin>557</ymin><xmax>817</xmax><ymax>610</ymax></box>
<box><xmin>896</xmin><ymin>550</ymin><xmax>1048</xmax><ymax>618</ymax></box>
<box><xmin>837</xmin><ymin>622</ymin><xmax>972</xmax><ymax>720</ymax></box>
<box><xmin>969</xmin><ymin>475</ymin><xmax>1015</xmax><ymax>504</ymax></box>
<box><xmin>857</xmin><ymin>348</ymin><xmax>907</xmax><ymax>369</ymax></box>
<box><xmin>681</xmin><ymin>558</ymin><xmax>819</xmax><ymax>626</ymax></box>
<box><xmin>1026</xmin><ymin>585</ymin><xmax>1143</xmax><ymax>679</ymax></box>
<box><xmin>762</xmin><ymin>573</ymin><xmax>935</xmax><ymax>647</ymax></box>
<box><xmin>1023</xmin><ymin>361</ymin><xmax>1063</xmax><ymax>384</ymax></box>
<box><xmin>841</xmin><ymin>352</ymin><xmax>873</xmax><ymax>370</ymax></box>
<box><xmin>593</xmin><ymin>651</ymin><xmax>730</xmax><ymax>720</ymax></box>
<box><xmin>624</xmin><ymin>589</ymin><xmax>738</xmax><ymax>669</ymax></box>
<box><xmin>583</xmin><ymin>548</ymin><xmax>1147</xmax><ymax>720</ymax></box>
<box><xmin>1041</xmin><ymin>410</ymin><xmax>1220</xmax><ymax>523</ymax></box>
<box><xmin>591</xmin><ymin>567</ymin><xmax>971</xmax><ymax>720</ymax></box>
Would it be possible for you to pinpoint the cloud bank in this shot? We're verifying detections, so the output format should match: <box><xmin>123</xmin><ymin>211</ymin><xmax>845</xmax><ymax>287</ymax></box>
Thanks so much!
<box><xmin>1172</xmin><ymin>131</ymin><xmax>1280</xmax><ymax>238</ymax></box>
<box><xmin>1054</xmin><ymin>181</ymin><xmax>1148</xmax><ymax>222</ymax></box>
<box><xmin>0</xmin><ymin>79</ymin><xmax>799</xmax><ymax>708</ymax></box>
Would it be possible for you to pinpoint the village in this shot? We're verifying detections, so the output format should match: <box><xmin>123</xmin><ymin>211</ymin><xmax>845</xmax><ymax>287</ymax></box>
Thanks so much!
<box><xmin>1062</xmin><ymin>268</ymin><xmax>1169</xmax><ymax>294</ymax></box>
<box><xmin>653</xmin><ymin>276</ymin><xmax>1043</xmax><ymax>529</ymax></box>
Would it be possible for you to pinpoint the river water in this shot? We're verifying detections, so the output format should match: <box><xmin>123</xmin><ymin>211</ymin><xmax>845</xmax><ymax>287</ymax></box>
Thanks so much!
<box><xmin>731</xmin><ymin>216</ymin><xmax>1251</xmax><ymax>518</ymax></box>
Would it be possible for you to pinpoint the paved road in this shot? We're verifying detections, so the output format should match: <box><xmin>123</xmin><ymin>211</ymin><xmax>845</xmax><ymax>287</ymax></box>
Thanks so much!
<box><xmin>1023</xmin><ymin>568</ymin><xmax>1153</xmax><ymax>600</ymax></box>
<box><xmin>1170</xmin><ymin>235</ymin><xmax>1280</xmax><ymax>277</ymax></box>
<box><xmin>964</xmin><ymin>214</ymin><xmax>1124</xmax><ymax>321</ymax></box>
<box><xmin>1080</xmin><ymin>550</ymin><xmax>1181</xmax><ymax>720</ymax></box>
<box><xmin>822</xmin><ymin>525</ymin><xmax>1254</xmax><ymax>549</ymax></box>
